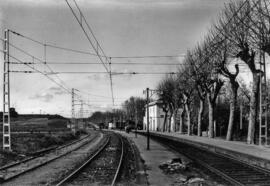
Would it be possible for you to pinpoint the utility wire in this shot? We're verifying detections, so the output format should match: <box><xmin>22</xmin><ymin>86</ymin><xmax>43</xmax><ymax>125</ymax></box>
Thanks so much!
<box><xmin>9</xmin><ymin>29</ymin><xmax>101</xmax><ymax>57</ymax></box>
<box><xmin>9</xmin><ymin>61</ymin><xmax>186</xmax><ymax>66</ymax></box>
<box><xmin>76</xmin><ymin>89</ymin><xmax>124</xmax><ymax>99</ymax></box>
<box><xmin>9</xmin><ymin>30</ymin><xmax>184</xmax><ymax>59</ymax></box>
<box><xmin>2</xmin><ymin>50</ymin><xmax>72</xmax><ymax>94</ymax></box>
<box><xmin>10</xmin><ymin>71</ymin><xmax>177</xmax><ymax>75</ymax></box>
<box><xmin>110</xmin><ymin>54</ymin><xmax>185</xmax><ymax>59</ymax></box>
<box><xmin>65</xmin><ymin>0</ymin><xmax>110</xmax><ymax>72</ymax></box>
<box><xmin>2</xmin><ymin>36</ymin><xmax>71</xmax><ymax>92</ymax></box>
<box><xmin>65</xmin><ymin>0</ymin><xmax>115</xmax><ymax>105</ymax></box>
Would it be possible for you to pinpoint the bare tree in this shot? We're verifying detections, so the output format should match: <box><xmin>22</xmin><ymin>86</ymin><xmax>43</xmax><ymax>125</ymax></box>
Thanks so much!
<box><xmin>177</xmin><ymin>68</ymin><xmax>194</xmax><ymax>135</ymax></box>
<box><xmin>197</xmin><ymin>39</ymin><xmax>224</xmax><ymax>138</ymax></box>
<box><xmin>157</xmin><ymin>76</ymin><xmax>181</xmax><ymax>132</ymax></box>
<box><xmin>217</xmin><ymin>44</ymin><xmax>240</xmax><ymax>141</ymax></box>
<box><xmin>216</xmin><ymin>0</ymin><xmax>262</xmax><ymax>144</ymax></box>
<box><xmin>187</xmin><ymin>48</ymin><xmax>208</xmax><ymax>136</ymax></box>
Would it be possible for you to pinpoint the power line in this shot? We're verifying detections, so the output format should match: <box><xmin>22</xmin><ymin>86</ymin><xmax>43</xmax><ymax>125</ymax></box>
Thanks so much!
<box><xmin>65</xmin><ymin>0</ymin><xmax>115</xmax><ymax>105</ymax></box>
<box><xmin>65</xmin><ymin>0</ymin><xmax>110</xmax><ymax>71</ymax></box>
<box><xmin>0</xmin><ymin>47</ymin><xmax>83</xmax><ymax>99</ymax></box>
<box><xmin>9</xmin><ymin>29</ymin><xmax>101</xmax><ymax>57</ymax></box>
<box><xmin>10</xmin><ymin>71</ymin><xmax>177</xmax><ymax>75</ymax></box>
<box><xmin>76</xmin><ymin>89</ymin><xmax>124</xmax><ymax>99</ymax></box>
<box><xmin>2</xmin><ymin>37</ymin><xmax>71</xmax><ymax>92</ymax></box>
<box><xmin>110</xmin><ymin>54</ymin><xmax>186</xmax><ymax>59</ymax></box>
<box><xmin>9</xmin><ymin>30</ymin><xmax>186</xmax><ymax>59</ymax></box>
<box><xmin>4</xmin><ymin>51</ymin><xmax>72</xmax><ymax>95</ymax></box>
<box><xmin>9</xmin><ymin>61</ymin><xmax>185</xmax><ymax>66</ymax></box>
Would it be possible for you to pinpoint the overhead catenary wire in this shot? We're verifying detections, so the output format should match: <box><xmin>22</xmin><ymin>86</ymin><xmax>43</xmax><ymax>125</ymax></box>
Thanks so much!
<box><xmin>65</xmin><ymin>0</ymin><xmax>110</xmax><ymax>72</ymax></box>
<box><xmin>2</xmin><ymin>36</ymin><xmax>71</xmax><ymax>92</ymax></box>
<box><xmin>9</xmin><ymin>29</ymin><xmax>102</xmax><ymax>57</ymax></box>
<box><xmin>9</xmin><ymin>30</ymin><xmax>184</xmax><ymax>59</ymax></box>
<box><xmin>76</xmin><ymin>89</ymin><xmax>125</xmax><ymax>100</ymax></box>
<box><xmin>10</xmin><ymin>71</ymin><xmax>177</xmax><ymax>75</ymax></box>
<box><xmin>65</xmin><ymin>0</ymin><xmax>115</xmax><ymax>105</ymax></box>
<box><xmin>4</xmin><ymin>0</ymin><xmax>256</xmax><ymax>115</ymax></box>
<box><xmin>0</xmin><ymin>49</ymin><xmax>72</xmax><ymax>95</ymax></box>
<box><xmin>9</xmin><ymin>61</ymin><xmax>186</xmax><ymax>66</ymax></box>
<box><xmin>110</xmin><ymin>54</ymin><xmax>186</xmax><ymax>59</ymax></box>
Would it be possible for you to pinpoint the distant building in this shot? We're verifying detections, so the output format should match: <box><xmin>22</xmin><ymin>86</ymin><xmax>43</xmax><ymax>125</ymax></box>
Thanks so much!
<box><xmin>143</xmin><ymin>100</ymin><xmax>166</xmax><ymax>131</ymax></box>
<box><xmin>108</xmin><ymin>122</ymin><xmax>116</xmax><ymax>129</ymax></box>
<box><xmin>143</xmin><ymin>100</ymin><xmax>181</xmax><ymax>132</ymax></box>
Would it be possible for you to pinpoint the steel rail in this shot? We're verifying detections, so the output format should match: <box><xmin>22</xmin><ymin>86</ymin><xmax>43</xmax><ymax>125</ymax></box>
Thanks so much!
<box><xmin>140</xmin><ymin>132</ymin><xmax>270</xmax><ymax>186</ymax></box>
<box><xmin>0</xmin><ymin>133</ymin><xmax>100</xmax><ymax>183</ymax></box>
<box><xmin>0</xmin><ymin>134</ymin><xmax>90</xmax><ymax>171</ymax></box>
<box><xmin>111</xmin><ymin>134</ymin><xmax>124</xmax><ymax>186</ymax></box>
<box><xmin>56</xmin><ymin>136</ymin><xmax>111</xmax><ymax>186</ymax></box>
<box><xmin>166</xmin><ymin>142</ymin><xmax>244</xmax><ymax>186</ymax></box>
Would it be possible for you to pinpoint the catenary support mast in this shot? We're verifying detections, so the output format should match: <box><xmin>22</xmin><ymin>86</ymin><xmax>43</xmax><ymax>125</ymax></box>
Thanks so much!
<box><xmin>71</xmin><ymin>88</ymin><xmax>76</xmax><ymax>133</ymax></box>
<box><xmin>3</xmin><ymin>29</ymin><xmax>11</xmax><ymax>151</ymax></box>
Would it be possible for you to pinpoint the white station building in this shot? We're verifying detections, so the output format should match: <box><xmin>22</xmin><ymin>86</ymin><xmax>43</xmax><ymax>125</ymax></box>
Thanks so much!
<box><xmin>143</xmin><ymin>100</ymin><xmax>178</xmax><ymax>132</ymax></box>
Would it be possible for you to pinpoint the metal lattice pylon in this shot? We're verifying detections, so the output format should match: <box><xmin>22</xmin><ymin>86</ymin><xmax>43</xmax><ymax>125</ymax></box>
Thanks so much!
<box><xmin>259</xmin><ymin>50</ymin><xmax>268</xmax><ymax>146</ymax></box>
<box><xmin>258</xmin><ymin>0</ymin><xmax>269</xmax><ymax>146</ymax></box>
<box><xmin>71</xmin><ymin>88</ymin><xmax>76</xmax><ymax>133</ymax></box>
<box><xmin>3</xmin><ymin>29</ymin><xmax>11</xmax><ymax>151</ymax></box>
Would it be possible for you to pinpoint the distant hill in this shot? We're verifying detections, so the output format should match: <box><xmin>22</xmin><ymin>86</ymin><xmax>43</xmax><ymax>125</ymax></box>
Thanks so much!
<box><xmin>19</xmin><ymin>114</ymin><xmax>66</xmax><ymax>120</ymax></box>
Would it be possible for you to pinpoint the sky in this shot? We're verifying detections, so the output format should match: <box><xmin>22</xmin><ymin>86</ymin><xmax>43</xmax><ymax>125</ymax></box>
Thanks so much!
<box><xmin>0</xmin><ymin>0</ymin><xmax>233</xmax><ymax>117</ymax></box>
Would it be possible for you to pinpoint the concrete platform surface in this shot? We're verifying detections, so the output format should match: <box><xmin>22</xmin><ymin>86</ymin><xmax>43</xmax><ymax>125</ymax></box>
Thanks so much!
<box><xmin>140</xmin><ymin>131</ymin><xmax>270</xmax><ymax>170</ymax></box>
<box><xmin>117</xmin><ymin>131</ymin><xmax>186</xmax><ymax>186</ymax></box>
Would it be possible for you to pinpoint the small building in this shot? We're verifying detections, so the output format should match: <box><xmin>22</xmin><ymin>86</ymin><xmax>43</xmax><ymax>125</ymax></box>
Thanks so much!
<box><xmin>143</xmin><ymin>100</ymin><xmax>180</xmax><ymax>132</ymax></box>
<box><xmin>108</xmin><ymin>122</ymin><xmax>116</xmax><ymax>129</ymax></box>
<box><xmin>143</xmin><ymin>100</ymin><xmax>166</xmax><ymax>131</ymax></box>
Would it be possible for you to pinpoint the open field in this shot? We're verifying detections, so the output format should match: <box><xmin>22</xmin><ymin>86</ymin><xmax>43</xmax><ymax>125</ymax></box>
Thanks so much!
<box><xmin>0</xmin><ymin>116</ymin><xmax>85</xmax><ymax>167</ymax></box>
<box><xmin>0</xmin><ymin>116</ymin><xmax>70</xmax><ymax>133</ymax></box>
<box><xmin>0</xmin><ymin>132</ymin><xmax>80</xmax><ymax>166</ymax></box>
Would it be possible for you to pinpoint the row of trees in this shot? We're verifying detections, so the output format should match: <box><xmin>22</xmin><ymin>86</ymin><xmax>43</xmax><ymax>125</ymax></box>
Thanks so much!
<box><xmin>89</xmin><ymin>97</ymin><xmax>146</xmax><ymax>127</ymax></box>
<box><xmin>157</xmin><ymin>0</ymin><xmax>270</xmax><ymax>144</ymax></box>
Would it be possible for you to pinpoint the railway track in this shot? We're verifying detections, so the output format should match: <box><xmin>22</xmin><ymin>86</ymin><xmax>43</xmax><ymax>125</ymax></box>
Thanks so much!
<box><xmin>0</xmin><ymin>131</ymin><xmax>101</xmax><ymax>183</ymax></box>
<box><xmin>149</xmin><ymin>134</ymin><xmax>270</xmax><ymax>186</ymax></box>
<box><xmin>56</xmin><ymin>132</ymin><xmax>125</xmax><ymax>186</ymax></box>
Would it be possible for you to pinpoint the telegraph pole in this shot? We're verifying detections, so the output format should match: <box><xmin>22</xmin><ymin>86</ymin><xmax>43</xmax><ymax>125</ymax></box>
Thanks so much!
<box><xmin>80</xmin><ymin>100</ymin><xmax>84</xmax><ymax>130</ymax></box>
<box><xmin>135</xmin><ymin>102</ymin><xmax>138</xmax><ymax>138</ymax></box>
<box><xmin>259</xmin><ymin>50</ymin><xmax>268</xmax><ymax>146</ymax></box>
<box><xmin>146</xmin><ymin>88</ymin><xmax>150</xmax><ymax>150</ymax></box>
<box><xmin>80</xmin><ymin>100</ymin><xmax>83</xmax><ymax>119</ymax></box>
<box><xmin>71</xmin><ymin>88</ymin><xmax>75</xmax><ymax>133</ymax></box>
<box><xmin>3</xmin><ymin>29</ymin><xmax>11</xmax><ymax>151</ymax></box>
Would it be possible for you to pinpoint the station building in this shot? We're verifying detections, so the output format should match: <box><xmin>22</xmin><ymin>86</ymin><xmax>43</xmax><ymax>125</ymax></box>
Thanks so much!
<box><xmin>143</xmin><ymin>100</ymin><xmax>179</xmax><ymax>132</ymax></box>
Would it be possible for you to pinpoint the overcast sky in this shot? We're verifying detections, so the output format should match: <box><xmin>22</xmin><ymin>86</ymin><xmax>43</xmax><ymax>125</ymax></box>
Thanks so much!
<box><xmin>0</xmin><ymin>0</ymin><xmax>232</xmax><ymax>117</ymax></box>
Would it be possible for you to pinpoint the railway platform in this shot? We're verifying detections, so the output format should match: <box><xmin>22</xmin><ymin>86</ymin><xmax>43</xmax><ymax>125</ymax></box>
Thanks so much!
<box><xmin>138</xmin><ymin>131</ymin><xmax>270</xmax><ymax>171</ymax></box>
<box><xmin>117</xmin><ymin>131</ymin><xmax>190</xmax><ymax>186</ymax></box>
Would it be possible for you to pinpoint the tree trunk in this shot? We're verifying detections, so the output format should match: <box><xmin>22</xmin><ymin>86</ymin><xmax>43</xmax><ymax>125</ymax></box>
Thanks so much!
<box><xmin>168</xmin><ymin>113</ymin><xmax>172</xmax><ymax>133</ymax></box>
<box><xmin>197</xmin><ymin>99</ymin><xmax>204</xmax><ymax>136</ymax></box>
<box><xmin>185</xmin><ymin>104</ymin><xmax>191</xmax><ymax>135</ymax></box>
<box><xmin>247</xmin><ymin>73</ymin><xmax>260</xmax><ymax>144</ymax></box>
<box><xmin>163</xmin><ymin>111</ymin><xmax>168</xmax><ymax>132</ymax></box>
<box><xmin>179</xmin><ymin>109</ymin><xmax>184</xmax><ymax>134</ymax></box>
<box><xmin>226</xmin><ymin>83</ymin><xmax>238</xmax><ymax>141</ymax></box>
<box><xmin>207</xmin><ymin>94</ymin><xmax>215</xmax><ymax>138</ymax></box>
<box><xmin>173</xmin><ymin>110</ymin><xmax>178</xmax><ymax>132</ymax></box>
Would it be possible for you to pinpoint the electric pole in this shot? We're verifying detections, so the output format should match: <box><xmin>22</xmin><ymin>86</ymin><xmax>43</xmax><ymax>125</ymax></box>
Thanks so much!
<box><xmin>258</xmin><ymin>0</ymin><xmax>268</xmax><ymax>146</ymax></box>
<box><xmin>145</xmin><ymin>88</ymin><xmax>150</xmax><ymax>150</ymax></box>
<box><xmin>71</xmin><ymin>88</ymin><xmax>75</xmax><ymax>133</ymax></box>
<box><xmin>135</xmin><ymin>101</ymin><xmax>138</xmax><ymax>138</ymax></box>
<box><xmin>3</xmin><ymin>29</ymin><xmax>11</xmax><ymax>151</ymax></box>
